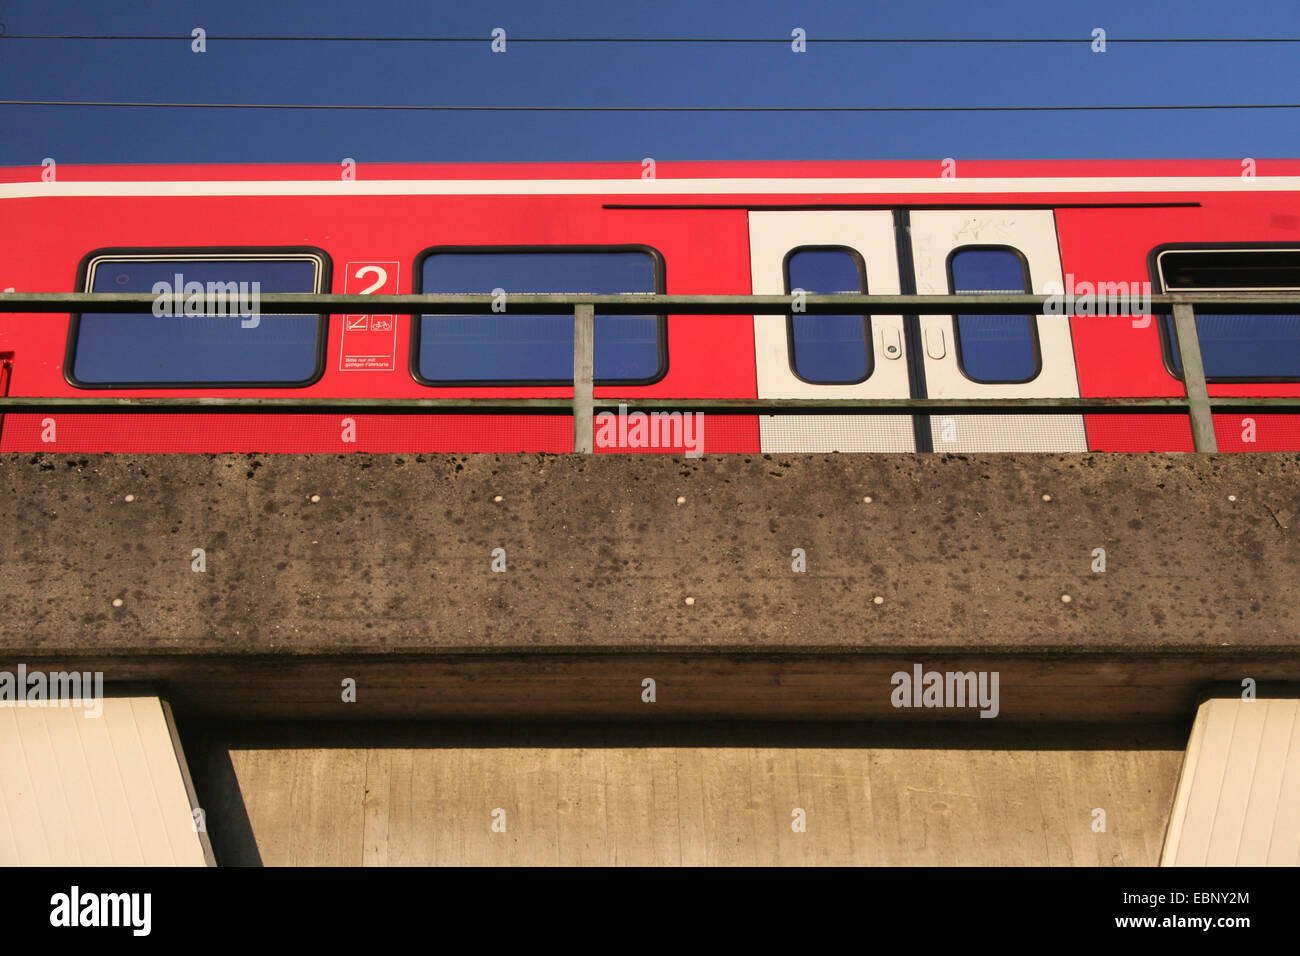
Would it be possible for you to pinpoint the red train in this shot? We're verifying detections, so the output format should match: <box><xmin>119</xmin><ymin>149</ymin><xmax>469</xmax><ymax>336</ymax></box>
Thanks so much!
<box><xmin>2</xmin><ymin>158</ymin><xmax>1299</xmax><ymax>454</ymax></box>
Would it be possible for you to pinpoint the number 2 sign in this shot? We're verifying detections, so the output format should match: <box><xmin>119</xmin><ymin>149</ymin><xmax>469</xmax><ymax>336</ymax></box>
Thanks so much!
<box><xmin>340</xmin><ymin>261</ymin><xmax>400</xmax><ymax>371</ymax></box>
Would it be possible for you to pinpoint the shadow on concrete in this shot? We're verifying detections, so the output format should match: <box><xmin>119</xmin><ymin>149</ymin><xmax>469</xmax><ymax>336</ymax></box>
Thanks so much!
<box><xmin>179</xmin><ymin>721</ymin><xmax>264</xmax><ymax>867</ymax></box>
<box><xmin>180</xmin><ymin>718</ymin><xmax>1190</xmax><ymax>753</ymax></box>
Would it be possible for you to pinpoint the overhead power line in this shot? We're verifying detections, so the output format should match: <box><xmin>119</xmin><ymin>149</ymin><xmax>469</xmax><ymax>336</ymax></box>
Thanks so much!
<box><xmin>3</xmin><ymin>34</ymin><xmax>1300</xmax><ymax>43</ymax></box>
<box><xmin>2</xmin><ymin>99</ymin><xmax>1300</xmax><ymax>113</ymax></box>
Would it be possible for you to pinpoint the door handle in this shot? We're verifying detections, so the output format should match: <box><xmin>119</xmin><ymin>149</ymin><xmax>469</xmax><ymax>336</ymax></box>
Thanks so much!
<box><xmin>881</xmin><ymin>327</ymin><xmax>903</xmax><ymax>360</ymax></box>
<box><xmin>925</xmin><ymin>326</ymin><xmax>947</xmax><ymax>360</ymax></box>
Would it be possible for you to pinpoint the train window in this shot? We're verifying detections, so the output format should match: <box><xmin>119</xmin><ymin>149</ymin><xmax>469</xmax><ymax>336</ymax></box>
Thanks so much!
<box><xmin>784</xmin><ymin>246</ymin><xmax>871</xmax><ymax>384</ymax></box>
<box><xmin>415</xmin><ymin>247</ymin><xmax>665</xmax><ymax>385</ymax></box>
<box><xmin>69</xmin><ymin>251</ymin><xmax>327</xmax><ymax>387</ymax></box>
<box><xmin>1157</xmin><ymin>247</ymin><xmax>1300</xmax><ymax>381</ymax></box>
<box><xmin>948</xmin><ymin>247</ymin><xmax>1040</xmax><ymax>384</ymax></box>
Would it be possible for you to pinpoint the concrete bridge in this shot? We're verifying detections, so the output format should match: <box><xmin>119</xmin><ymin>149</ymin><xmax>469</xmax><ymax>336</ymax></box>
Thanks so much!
<box><xmin>2</xmin><ymin>451</ymin><xmax>1297</xmax><ymax>865</ymax></box>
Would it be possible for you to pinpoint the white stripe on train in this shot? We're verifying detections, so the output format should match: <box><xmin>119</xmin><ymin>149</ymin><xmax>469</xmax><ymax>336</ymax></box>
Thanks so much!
<box><xmin>3</xmin><ymin>176</ymin><xmax>1300</xmax><ymax>199</ymax></box>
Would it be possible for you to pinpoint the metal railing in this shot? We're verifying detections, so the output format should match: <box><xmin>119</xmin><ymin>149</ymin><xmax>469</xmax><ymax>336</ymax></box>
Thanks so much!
<box><xmin>3</xmin><ymin>290</ymin><xmax>1300</xmax><ymax>453</ymax></box>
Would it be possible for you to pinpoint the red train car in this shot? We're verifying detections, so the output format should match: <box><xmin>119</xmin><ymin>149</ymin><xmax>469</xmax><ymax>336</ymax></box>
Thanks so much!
<box><xmin>2</xmin><ymin>159</ymin><xmax>1299</xmax><ymax>454</ymax></box>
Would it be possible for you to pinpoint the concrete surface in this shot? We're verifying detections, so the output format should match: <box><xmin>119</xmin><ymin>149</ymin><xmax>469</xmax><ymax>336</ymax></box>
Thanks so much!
<box><xmin>2</xmin><ymin>452</ymin><xmax>1297</xmax><ymax>720</ymax></box>
<box><xmin>182</xmin><ymin>721</ymin><xmax>1185</xmax><ymax>867</ymax></box>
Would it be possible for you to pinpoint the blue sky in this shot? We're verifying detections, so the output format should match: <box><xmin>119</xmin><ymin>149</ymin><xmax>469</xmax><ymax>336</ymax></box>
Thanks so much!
<box><xmin>1</xmin><ymin>0</ymin><xmax>1299</xmax><ymax>165</ymax></box>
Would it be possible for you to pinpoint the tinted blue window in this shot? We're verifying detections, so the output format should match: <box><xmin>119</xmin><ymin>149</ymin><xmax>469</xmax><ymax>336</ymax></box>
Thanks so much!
<box><xmin>1159</xmin><ymin>247</ymin><xmax>1300</xmax><ymax>380</ymax></box>
<box><xmin>418</xmin><ymin>251</ymin><xmax>660</xmax><ymax>383</ymax></box>
<box><xmin>950</xmin><ymin>248</ymin><xmax>1038</xmax><ymax>383</ymax></box>
<box><xmin>73</xmin><ymin>256</ymin><xmax>322</xmax><ymax>385</ymax></box>
<box><xmin>1165</xmin><ymin>313</ymin><xmax>1300</xmax><ymax>379</ymax></box>
<box><xmin>786</xmin><ymin>248</ymin><xmax>870</xmax><ymax>383</ymax></box>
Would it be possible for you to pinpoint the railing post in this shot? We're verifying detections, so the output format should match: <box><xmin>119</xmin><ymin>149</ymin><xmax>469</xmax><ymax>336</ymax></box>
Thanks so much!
<box><xmin>1172</xmin><ymin>301</ymin><xmax>1218</xmax><ymax>453</ymax></box>
<box><xmin>572</xmin><ymin>303</ymin><xmax>595</xmax><ymax>454</ymax></box>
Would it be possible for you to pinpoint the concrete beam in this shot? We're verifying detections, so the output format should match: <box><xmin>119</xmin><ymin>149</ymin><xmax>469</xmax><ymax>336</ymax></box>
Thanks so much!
<box><xmin>2</xmin><ymin>452</ymin><xmax>1297</xmax><ymax>719</ymax></box>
